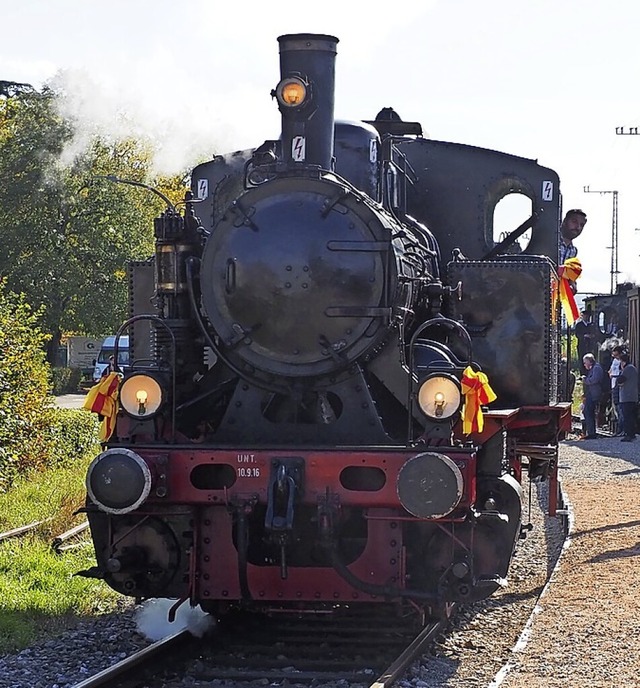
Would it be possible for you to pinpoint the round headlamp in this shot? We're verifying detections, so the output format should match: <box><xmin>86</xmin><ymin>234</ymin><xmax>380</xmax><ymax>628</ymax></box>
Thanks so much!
<box><xmin>275</xmin><ymin>77</ymin><xmax>308</xmax><ymax>107</ymax></box>
<box><xmin>397</xmin><ymin>452</ymin><xmax>464</xmax><ymax>518</ymax></box>
<box><xmin>86</xmin><ymin>448</ymin><xmax>151</xmax><ymax>514</ymax></box>
<box><xmin>120</xmin><ymin>373</ymin><xmax>164</xmax><ymax>419</ymax></box>
<box><xmin>418</xmin><ymin>374</ymin><xmax>462</xmax><ymax>420</ymax></box>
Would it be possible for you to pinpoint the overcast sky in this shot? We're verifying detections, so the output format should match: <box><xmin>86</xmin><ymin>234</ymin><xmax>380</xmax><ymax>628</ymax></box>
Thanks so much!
<box><xmin>3</xmin><ymin>0</ymin><xmax>640</xmax><ymax>295</ymax></box>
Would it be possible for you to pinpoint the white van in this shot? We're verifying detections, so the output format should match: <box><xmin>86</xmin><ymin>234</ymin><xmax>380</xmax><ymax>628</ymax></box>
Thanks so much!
<box><xmin>92</xmin><ymin>335</ymin><xmax>130</xmax><ymax>382</ymax></box>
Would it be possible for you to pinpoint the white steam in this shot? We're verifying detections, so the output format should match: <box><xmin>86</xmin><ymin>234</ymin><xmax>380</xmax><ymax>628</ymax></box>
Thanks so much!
<box><xmin>48</xmin><ymin>64</ymin><xmax>277</xmax><ymax>176</ymax></box>
<box><xmin>135</xmin><ymin>598</ymin><xmax>215</xmax><ymax>640</ymax></box>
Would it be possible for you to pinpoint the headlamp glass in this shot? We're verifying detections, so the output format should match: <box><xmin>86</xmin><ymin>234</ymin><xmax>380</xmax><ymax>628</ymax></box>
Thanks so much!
<box><xmin>276</xmin><ymin>78</ymin><xmax>307</xmax><ymax>107</ymax></box>
<box><xmin>86</xmin><ymin>448</ymin><xmax>151</xmax><ymax>514</ymax></box>
<box><xmin>418</xmin><ymin>374</ymin><xmax>462</xmax><ymax>420</ymax></box>
<box><xmin>120</xmin><ymin>374</ymin><xmax>163</xmax><ymax>418</ymax></box>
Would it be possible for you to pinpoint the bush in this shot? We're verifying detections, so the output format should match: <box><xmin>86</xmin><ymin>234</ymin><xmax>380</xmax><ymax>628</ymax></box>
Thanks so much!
<box><xmin>0</xmin><ymin>406</ymin><xmax>100</xmax><ymax>487</ymax></box>
<box><xmin>6</xmin><ymin>407</ymin><xmax>100</xmax><ymax>476</ymax></box>
<box><xmin>39</xmin><ymin>408</ymin><xmax>100</xmax><ymax>470</ymax></box>
<box><xmin>50</xmin><ymin>367</ymin><xmax>82</xmax><ymax>395</ymax></box>
<box><xmin>0</xmin><ymin>282</ymin><xmax>51</xmax><ymax>490</ymax></box>
<box><xmin>0</xmin><ymin>281</ymin><xmax>99</xmax><ymax>490</ymax></box>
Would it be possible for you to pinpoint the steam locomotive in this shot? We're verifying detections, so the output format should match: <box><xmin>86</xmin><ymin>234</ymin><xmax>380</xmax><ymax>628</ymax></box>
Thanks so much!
<box><xmin>81</xmin><ymin>33</ymin><xmax>572</xmax><ymax>621</ymax></box>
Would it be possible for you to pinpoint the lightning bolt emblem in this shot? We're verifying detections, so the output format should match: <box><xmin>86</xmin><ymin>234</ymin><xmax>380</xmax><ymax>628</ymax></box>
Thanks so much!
<box><xmin>292</xmin><ymin>136</ymin><xmax>306</xmax><ymax>162</ymax></box>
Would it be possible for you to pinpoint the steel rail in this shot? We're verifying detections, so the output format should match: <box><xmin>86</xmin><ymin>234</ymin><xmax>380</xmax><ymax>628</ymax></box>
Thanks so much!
<box><xmin>51</xmin><ymin>521</ymin><xmax>89</xmax><ymax>551</ymax></box>
<box><xmin>70</xmin><ymin>628</ymin><xmax>191</xmax><ymax>688</ymax></box>
<box><xmin>369</xmin><ymin>619</ymin><xmax>445</xmax><ymax>688</ymax></box>
<box><xmin>0</xmin><ymin>518</ymin><xmax>52</xmax><ymax>542</ymax></box>
<box><xmin>57</xmin><ymin>541</ymin><xmax>92</xmax><ymax>553</ymax></box>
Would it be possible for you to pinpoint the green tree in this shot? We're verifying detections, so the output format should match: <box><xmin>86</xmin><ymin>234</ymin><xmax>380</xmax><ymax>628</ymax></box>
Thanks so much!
<box><xmin>0</xmin><ymin>87</ymin><xmax>186</xmax><ymax>360</ymax></box>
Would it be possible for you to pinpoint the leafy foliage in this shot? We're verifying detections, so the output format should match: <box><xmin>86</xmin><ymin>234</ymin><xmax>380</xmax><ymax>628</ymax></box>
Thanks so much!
<box><xmin>40</xmin><ymin>407</ymin><xmax>100</xmax><ymax>470</ymax></box>
<box><xmin>0</xmin><ymin>87</ymin><xmax>187</xmax><ymax>358</ymax></box>
<box><xmin>0</xmin><ymin>281</ymin><xmax>52</xmax><ymax>489</ymax></box>
<box><xmin>0</xmin><ymin>280</ymin><xmax>99</xmax><ymax>489</ymax></box>
<box><xmin>50</xmin><ymin>366</ymin><xmax>83</xmax><ymax>395</ymax></box>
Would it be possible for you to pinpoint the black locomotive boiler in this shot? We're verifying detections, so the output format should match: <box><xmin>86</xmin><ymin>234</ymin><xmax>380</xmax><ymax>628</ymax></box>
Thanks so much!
<box><xmin>82</xmin><ymin>33</ymin><xmax>571</xmax><ymax>620</ymax></box>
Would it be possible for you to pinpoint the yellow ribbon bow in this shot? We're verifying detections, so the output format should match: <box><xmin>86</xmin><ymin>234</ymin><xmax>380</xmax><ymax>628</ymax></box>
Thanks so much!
<box><xmin>83</xmin><ymin>372</ymin><xmax>121</xmax><ymax>441</ymax></box>
<box><xmin>553</xmin><ymin>257</ymin><xmax>582</xmax><ymax>326</ymax></box>
<box><xmin>460</xmin><ymin>366</ymin><xmax>497</xmax><ymax>435</ymax></box>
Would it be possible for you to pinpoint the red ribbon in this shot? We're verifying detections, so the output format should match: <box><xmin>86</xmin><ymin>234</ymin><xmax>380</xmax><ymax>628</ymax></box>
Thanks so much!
<box><xmin>460</xmin><ymin>366</ymin><xmax>497</xmax><ymax>435</ymax></box>
<box><xmin>83</xmin><ymin>372</ymin><xmax>121</xmax><ymax>441</ymax></box>
<box><xmin>553</xmin><ymin>257</ymin><xmax>582</xmax><ymax>325</ymax></box>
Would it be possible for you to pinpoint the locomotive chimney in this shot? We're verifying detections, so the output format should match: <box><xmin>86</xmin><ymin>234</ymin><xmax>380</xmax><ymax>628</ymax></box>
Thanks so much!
<box><xmin>275</xmin><ymin>33</ymin><xmax>338</xmax><ymax>170</ymax></box>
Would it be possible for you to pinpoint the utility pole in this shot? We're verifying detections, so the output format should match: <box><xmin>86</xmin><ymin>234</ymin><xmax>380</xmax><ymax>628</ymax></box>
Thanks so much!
<box><xmin>583</xmin><ymin>186</ymin><xmax>619</xmax><ymax>294</ymax></box>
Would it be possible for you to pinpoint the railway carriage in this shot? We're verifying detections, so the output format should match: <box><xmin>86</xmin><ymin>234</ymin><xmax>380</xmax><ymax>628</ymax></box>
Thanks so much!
<box><xmin>81</xmin><ymin>33</ymin><xmax>571</xmax><ymax>620</ymax></box>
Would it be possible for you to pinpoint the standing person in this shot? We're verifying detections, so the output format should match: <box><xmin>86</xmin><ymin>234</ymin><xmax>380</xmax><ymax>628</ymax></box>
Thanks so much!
<box><xmin>608</xmin><ymin>345</ymin><xmax>624</xmax><ymax>435</ymax></box>
<box><xmin>559</xmin><ymin>209</ymin><xmax>587</xmax><ymax>298</ymax></box>
<box><xmin>101</xmin><ymin>355</ymin><xmax>116</xmax><ymax>378</ymax></box>
<box><xmin>616</xmin><ymin>353</ymin><xmax>638</xmax><ymax>442</ymax></box>
<box><xmin>581</xmin><ymin>353</ymin><xmax>604</xmax><ymax>440</ymax></box>
<box><xmin>559</xmin><ymin>208</ymin><xmax>587</xmax><ymax>266</ymax></box>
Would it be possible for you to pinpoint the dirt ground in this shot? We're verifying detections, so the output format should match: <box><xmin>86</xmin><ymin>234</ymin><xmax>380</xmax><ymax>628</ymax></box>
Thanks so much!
<box><xmin>496</xmin><ymin>477</ymin><xmax>640</xmax><ymax>687</ymax></box>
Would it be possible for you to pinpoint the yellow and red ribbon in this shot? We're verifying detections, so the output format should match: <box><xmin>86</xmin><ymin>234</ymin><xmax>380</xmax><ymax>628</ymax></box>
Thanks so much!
<box><xmin>552</xmin><ymin>257</ymin><xmax>582</xmax><ymax>326</ymax></box>
<box><xmin>460</xmin><ymin>365</ymin><xmax>497</xmax><ymax>435</ymax></box>
<box><xmin>83</xmin><ymin>372</ymin><xmax>121</xmax><ymax>441</ymax></box>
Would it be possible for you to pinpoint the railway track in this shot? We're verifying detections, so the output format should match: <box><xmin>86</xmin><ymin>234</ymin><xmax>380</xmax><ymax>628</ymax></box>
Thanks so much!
<box><xmin>69</xmin><ymin>606</ymin><xmax>451</xmax><ymax>688</ymax></box>
<box><xmin>0</xmin><ymin>518</ymin><xmax>51</xmax><ymax>542</ymax></box>
<box><xmin>0</xmin><ymin>518</ymin><xmax>89</xmax><ymax>551</ymax></box>
<box><xmin>70</xmin><ymin>628</ymin><xmax>192</xmax><ymax>688</ymax></box>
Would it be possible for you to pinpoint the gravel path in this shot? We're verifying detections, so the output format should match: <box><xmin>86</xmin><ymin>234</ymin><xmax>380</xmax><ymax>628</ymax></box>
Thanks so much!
<box><xmin>495</xmin><ymin>436</ymin><xmax>640</xmax><ymax>688</ymax></box>
<box><xmin>0</xmin><ymin>434</ymin><xmax>636</xmax><ymax>687</ymax></box>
